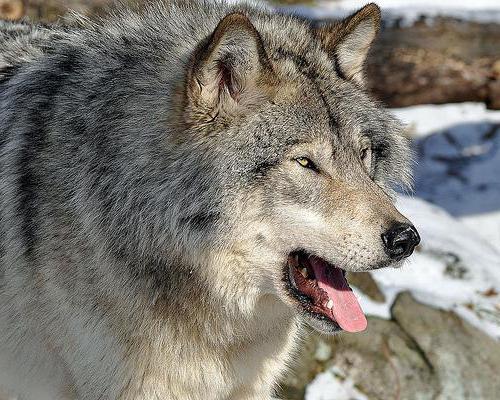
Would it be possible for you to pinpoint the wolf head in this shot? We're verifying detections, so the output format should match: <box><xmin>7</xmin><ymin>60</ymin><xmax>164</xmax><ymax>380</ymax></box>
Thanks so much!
<box><xmin>62</xmin><ymin>2</ymin><xmax>418</xmax><ymax>334</ymax></box>
<box><xmin>169</xmin><ymin>3</ymin><xmax>419</xmax><ymax>333</ymax></box>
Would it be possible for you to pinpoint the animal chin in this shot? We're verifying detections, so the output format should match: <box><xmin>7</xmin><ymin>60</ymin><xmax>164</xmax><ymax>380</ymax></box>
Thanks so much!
<box><xmin>284</xmin><ymin>251</ymin><xmax>367</xmax><ymax>334</ymax></box>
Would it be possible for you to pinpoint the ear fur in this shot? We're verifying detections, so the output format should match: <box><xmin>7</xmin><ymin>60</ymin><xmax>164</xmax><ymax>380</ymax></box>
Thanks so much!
<box><xmin>186</xmin><ymin>12</ymin><xmax>277</xmax><ymax>123</ymax></box>
<box><xmin>315</xmin><ymin>3</ymin><xmax>381</xmax><ymax>86</ymax></box>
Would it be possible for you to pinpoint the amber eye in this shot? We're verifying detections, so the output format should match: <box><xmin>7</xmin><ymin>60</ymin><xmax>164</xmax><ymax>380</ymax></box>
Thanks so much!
<box><xmin>295</xmin><ymin>157</ymin><xmax>318</xmax><ymax>171</ymax></box>
<box><xmin>360</xmin><ymin>147</ymin><xmax>372</xmax><ymax>171</ymax></box>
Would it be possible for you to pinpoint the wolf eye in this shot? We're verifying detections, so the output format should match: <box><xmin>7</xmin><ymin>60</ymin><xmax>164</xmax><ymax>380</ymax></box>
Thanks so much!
<box><xmin>360</xmin><ymin>147</ymin><xmax>372</xmax><ymax>171</ymax></box>
<box><xmin>295</xmin><ymin>157</ymin><xmax>318</xmax><ymax>171</ymax></box>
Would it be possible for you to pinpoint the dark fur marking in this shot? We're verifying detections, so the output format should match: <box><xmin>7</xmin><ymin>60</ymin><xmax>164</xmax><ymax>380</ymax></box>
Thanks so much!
<box><xmin>0</xmin><ymin>228</ymin><xmax>4</xmax><ymax>261</ymax></box>
<box><xmin>117</xmin><ymin>49</ymin><xmax>139</xmax><ymax>71</ymax></box>
<box><xmin>274</xmin><ymin>47</ymin><xmax>339</xmax><ymax>133</ymax></box>
<box><xmin>0</xmin><ymin>64</ymin><xmax>20</xmax><ymax>83</ymax></box>
<box><xmin>181</xmin><ymin>212</ymin><xmax>220</xmax><ymax>230</ymax></box>
<box><xmin>251</xmin><ymin>159</ymin><xmax>279</xmax><ymax>177</ymax></box>
<box><xmin>17</xmin><ymin>55</ymin><xmax>73</xmax><ymax>260</ymax></box>
<box><xmin>314</xmin><ymin>87</ymin><xmax>339</xmax><ymax>133</ymax></box>
<box><xmin>331</xmin><ymin>53</ymin><xmax>347</xmax><ymax>81</ymax></box>
<box><xmin>58</xmin><ymin>51</ymin><xmax>77</xmax><ymax>74</ymax></box>
<box><xmin>274</xmin><ymin>48</ymin><xmax>314</xmax><ymax>77</ymax></box>
<box><xmin>372</xmin><ymin>136</ymin><xmax>391</xmax><ymax>161</ymax></box>
<box><xmin>0</xmin><ymin>121</ymin><xmax>6</xmax><ymax>150</ymax></box>
<box><xmin>18</xmin><ymin>122</ymin><xmax>44</xmax><ymax>261</ymax></box>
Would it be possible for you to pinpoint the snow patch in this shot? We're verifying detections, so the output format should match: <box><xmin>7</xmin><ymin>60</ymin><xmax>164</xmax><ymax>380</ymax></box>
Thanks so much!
<box><xmin>402</xmin><ymin>105</ymin><xmax>500</xmax><ymax>216</ymax></box>
<box><xmin>306</xmin><ymin>366</ymin><xmax>368</xmax><ymax>400</ymax></box>
<box><xmin>279</xmin><ymin>0</ymin><xmax>500</xmax><ymax>25</ymax></box>
<box><xmin>461</xmin><ymin>212</ymin><xmax>500</xmax><ymax>254</ymax></box>
<box><xmin>392</xmin><ymin>103</ymin><xmax>500</xmax><ymax>138</ymax></box>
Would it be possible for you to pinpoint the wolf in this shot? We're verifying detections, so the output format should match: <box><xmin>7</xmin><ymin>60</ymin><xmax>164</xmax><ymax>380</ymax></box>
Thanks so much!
<box><xmin>0</xmin><ymin>1</ymin><xmax>420</xmax><ymax>399</ymax></box>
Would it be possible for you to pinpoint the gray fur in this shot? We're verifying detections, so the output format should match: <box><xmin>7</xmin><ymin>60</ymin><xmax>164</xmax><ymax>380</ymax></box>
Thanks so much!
<box><xmin>0</xmin><ymin>1</ymin><xmax>415</xmax><ymax>399</ymax></box>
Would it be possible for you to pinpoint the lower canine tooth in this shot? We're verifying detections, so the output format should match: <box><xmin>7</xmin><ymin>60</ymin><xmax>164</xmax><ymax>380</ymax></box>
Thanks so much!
<box><xmin>326</xmin><ymin>299</ymin><xmax>334</xmax><ymax>309</ymax></box>
<box><xmin>300</xmin><ymin>268</ymin><xmax>308</xmax><ymax>278</ymax></box>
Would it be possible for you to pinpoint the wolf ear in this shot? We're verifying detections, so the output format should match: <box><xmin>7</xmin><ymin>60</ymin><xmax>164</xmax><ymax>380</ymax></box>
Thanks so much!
<box><xmin>186</xmin><ymin>12</ymin><xmax>277</xmax><ymax>122</ymax></box>
<box><xmin>315</xmin><ymin>3</ymin><xmax>380</xmax><ymax>86</ymax></box>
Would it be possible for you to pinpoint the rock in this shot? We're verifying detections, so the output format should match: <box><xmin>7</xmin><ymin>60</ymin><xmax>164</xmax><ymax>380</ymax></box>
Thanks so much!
<box><xmin>278</xmin><ymin>292</ymin><xmax>500</xmax><ymax>400</ymax></box>
<box><xmin>347</xmin><ymin>272</ymin><xmax>386</xmax><ymax>303</ymax></box>
<box><xmin>391</xmin><ymin>292</ymin><xmax>500</xmax><ymax>400</ymax></box>
<box><xmin>325</xmin><ymin>317</ymin><xmax>439</xmax><ymax>400</ymax></box>
<box><xmin>278</xmin><ymin>317</ymin><xmax>439</xmax><ymax>400</ymax></box>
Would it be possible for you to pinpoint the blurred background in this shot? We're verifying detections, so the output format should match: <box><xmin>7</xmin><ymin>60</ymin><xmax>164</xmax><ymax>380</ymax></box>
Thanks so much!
<box><xmin>2</xmin><ymin>0</ymin><xmax>499</xmax><ymax>399</ymax></box>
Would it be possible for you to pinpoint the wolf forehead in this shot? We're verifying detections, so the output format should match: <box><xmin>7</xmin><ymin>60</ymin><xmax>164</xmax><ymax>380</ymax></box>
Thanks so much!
<box><xmin>177</xmin><ymin>5</ymin><xmax>403</xmax><ymax>173</ymax></box>
<box><xmin>223</xmin><ymin>96</ymin><xmax>398</xmax><ymax>167</ymax></box>
<box><xmin>216</xmin><ymin>75</ymin><xmax>403</xmax><ymax>183</ymax></box>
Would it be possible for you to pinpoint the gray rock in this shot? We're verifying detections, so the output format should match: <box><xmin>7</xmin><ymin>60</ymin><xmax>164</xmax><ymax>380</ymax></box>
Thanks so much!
<box><xmin>278</xmin><ymin>292</ymin><xmax>500</xmax><ymax>400</ymax></box>
<box><xmin>347</xmin><ymin>272</ymin><xmax>386</xmax><ymax>303</ymax></box>
<box><xmin>392</xmin><ymin>292</ymin><xmax>500</xmax><ymax>400</ymax></box>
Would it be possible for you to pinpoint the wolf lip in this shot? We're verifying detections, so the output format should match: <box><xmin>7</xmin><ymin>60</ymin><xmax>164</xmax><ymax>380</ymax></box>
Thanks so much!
<box><xmin>285</xmin><ymin>251</ymin><xmax>367</xmax><ymax>333</ymax></box>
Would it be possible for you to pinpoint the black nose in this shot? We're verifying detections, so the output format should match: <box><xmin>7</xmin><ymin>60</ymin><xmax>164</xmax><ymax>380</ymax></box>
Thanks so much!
<box><xmin>382</xmin><ymin>223</ymin><xmax>420</xmax><ymax>261</ymax></box>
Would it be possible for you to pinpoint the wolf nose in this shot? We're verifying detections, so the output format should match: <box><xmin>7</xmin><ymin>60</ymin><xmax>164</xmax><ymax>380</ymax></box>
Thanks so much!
<box><xmin>382</xmin><ymin>223</ymin><xmax>420</xmax><ymax>261</ymax></box>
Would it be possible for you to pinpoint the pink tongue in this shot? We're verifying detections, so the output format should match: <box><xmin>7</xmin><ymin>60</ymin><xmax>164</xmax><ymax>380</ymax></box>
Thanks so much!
<box><xmin>310</xmin><ymin>257</ymin><xmax>367</xmax><ymax>333</ymax></box>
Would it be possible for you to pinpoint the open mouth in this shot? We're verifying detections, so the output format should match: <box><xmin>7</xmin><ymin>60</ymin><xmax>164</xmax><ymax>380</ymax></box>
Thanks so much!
<box><xmin>285</xmin><ymin>251</ymin><xmax>367</xmax><ymax>333</ymax></box>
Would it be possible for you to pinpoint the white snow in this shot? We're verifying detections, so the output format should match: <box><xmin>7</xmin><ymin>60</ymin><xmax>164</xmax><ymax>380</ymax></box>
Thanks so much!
<box><xmin>279</xmin><ymin>0</ymin><xmax>500</xmax><ymax>25</ymax></box>
<box><xmin>306</xmin><ymin>366</ymin><xmax>368</xmax><ymax>400</ymax></box>
<box><xmin>461</xmin><ymin>212</ymin><xmax>500</xmax><ymax>254</ymax></box>
<box><xmin>392</xmin><ymin>103</ymin><xmax>500</xmax><ymax>138</ymax></box>
<box><xmin>395</xmin><ymin>103</ymin><xmax>500</xmax><ymax>217</ymax></box>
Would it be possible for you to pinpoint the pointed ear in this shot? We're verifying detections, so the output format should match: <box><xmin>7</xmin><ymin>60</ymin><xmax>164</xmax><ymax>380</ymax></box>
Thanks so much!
<box><xmin>315</xmin><ymin>3</ymin><xmax>380</xmax><ymax>86</ymax></box>
<box><xmin>186</xmin><ymin>12</ymin><xmax>277</xmax><ymax>123</ymax></box>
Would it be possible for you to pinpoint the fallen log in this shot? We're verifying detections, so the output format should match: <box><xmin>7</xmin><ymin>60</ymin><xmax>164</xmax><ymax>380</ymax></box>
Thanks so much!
<box><xmin>0</xmin><ymin>0</ymin><xmax>24</xmax><ymax>20</ymax></box>
<box><xmin>367</xmin><ymin>18</ymin><xmax>500</xmax><ymax>109</ymax></box>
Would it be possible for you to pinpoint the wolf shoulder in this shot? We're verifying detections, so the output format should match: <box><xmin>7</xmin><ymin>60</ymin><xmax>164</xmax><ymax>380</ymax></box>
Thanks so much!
<box><xmin>0</xmin><ymin>20</ymin><xmax>67</xmax><ymax>78</ymax></box>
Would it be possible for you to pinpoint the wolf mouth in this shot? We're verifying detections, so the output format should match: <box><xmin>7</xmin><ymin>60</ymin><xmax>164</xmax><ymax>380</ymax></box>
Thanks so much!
<box><xmin>285</xmin><ymin>251</ymin><xmax>367</xmax><ymax>333</ymax></box>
